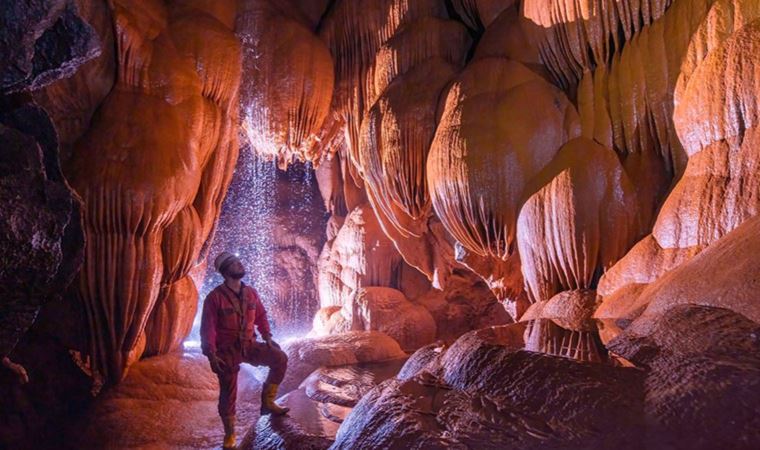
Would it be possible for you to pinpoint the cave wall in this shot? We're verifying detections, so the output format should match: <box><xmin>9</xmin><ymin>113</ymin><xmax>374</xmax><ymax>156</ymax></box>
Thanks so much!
<box><xmin>0</xmin><ymin>1</ymin><xmax>112</xmax><ymax>446</ymax></box>
<box><xmin>2</xmin><ymin>1</ymin><xmax>244</xmax><ymax>444</ymax></box>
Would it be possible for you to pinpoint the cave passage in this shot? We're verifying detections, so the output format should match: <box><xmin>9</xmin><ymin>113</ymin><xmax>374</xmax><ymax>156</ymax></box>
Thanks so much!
<box><xmin>2</xmin><ymin>0</ymin><xmax>760</xmax><ymax>449</ymax></box>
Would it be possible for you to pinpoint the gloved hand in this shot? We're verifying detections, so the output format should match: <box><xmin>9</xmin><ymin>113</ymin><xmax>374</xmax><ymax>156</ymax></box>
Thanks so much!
<box><xmin>2</xmin><ymin>356</ymin><xmax>29</xmax><ymax>384</ymax></box>
<box><xmin>263</xmin><ymin>335</ymin><xmax>281</xmax><ymax>350</ymax></box>
<box><xmin>207</xmin><ymin>352</ymin><xmax>227</xmax><ymax>374</ymax></box>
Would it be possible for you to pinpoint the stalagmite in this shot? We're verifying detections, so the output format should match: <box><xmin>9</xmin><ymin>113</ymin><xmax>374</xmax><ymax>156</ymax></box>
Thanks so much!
<box><xmin>317</xmin><ymin>204</ymin><xmax>404</xmax><ymax>309</ymax></box>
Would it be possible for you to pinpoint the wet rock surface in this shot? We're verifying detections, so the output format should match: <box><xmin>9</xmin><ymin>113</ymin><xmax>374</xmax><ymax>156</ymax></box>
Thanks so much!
<box><xmin>242</xmin><ymin>357</ymin><xmax>407</xmax><ymax>449</ymax></box>
<box><xmin>278</xmin><ymin>331</ymin><xmax>406</xmax><ymax>394</ymax></box>
<box><xmin>240</xmin><ymin>389</ymin><xmax>338</xmax><ymax>450</ymax></box>
<box><xmin>302</xmin><ymin>358</ymin><xmax>407</xmax><ymax>408</ymax></box>
<box><xmin>332</xmin><ymin>324</ymin><xmax>644</xmax><ymax>449</ymax></box>
<box><xmin>0</xmin><ymin>0</ymin><xmax>100</xmax><ymax>92</ymax></box>
<box><xmin>64</xmin><ymin>350</ymin><xmax>262</xmax><ymax>450</ymax></box>
<box><xmin>331</xmin><ymin>309</ymin><xmax>760</xmax><ymax>450</ymax></box>
<box><xmin>609</xmin><ymin>305</ymin><xmax>760</xmax><ymax>449</ymax></box>
<box><xmin>0</xmin><ymin>111</ymin><xmax>83</xmax><ymax>360</ymax></box>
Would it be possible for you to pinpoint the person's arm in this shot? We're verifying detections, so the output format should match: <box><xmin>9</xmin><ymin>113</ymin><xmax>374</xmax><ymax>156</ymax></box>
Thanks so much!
<box><xmin>200</xmin><ymin>293</ymin><xmax>227</xmax><ymax>373</ymax></box>
<box><xmin>200</xmin><ymin>293</ymin><xmax>218</xmax><ymax>356</ymax></box>
<box><xmin>252</xmin><ymin>289</ymin><xmax>273</xmax><ymax>341</ymax></box>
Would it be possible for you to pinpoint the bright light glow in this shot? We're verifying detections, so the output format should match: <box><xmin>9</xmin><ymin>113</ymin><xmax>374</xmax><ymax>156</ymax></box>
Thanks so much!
<box><xmin>183</xmin><ymin>340</ymin><xmax>201</xmax><ymax>349</ymax></box>
<box><xmin>180</xmin><ymin>24</ymin><xmax>321</xmax><ymax>350</ymax></box>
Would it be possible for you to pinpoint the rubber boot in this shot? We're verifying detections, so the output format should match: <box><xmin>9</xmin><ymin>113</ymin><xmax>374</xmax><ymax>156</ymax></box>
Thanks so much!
<box><xmin>260</xmin><ymin>383</ymin><xmax>290</xmax><ymax>416</ymax></box>
<box><xmin>222</xmin><ymin>415</ymin><xmax>236</xmax><ymax>449</ymax></box>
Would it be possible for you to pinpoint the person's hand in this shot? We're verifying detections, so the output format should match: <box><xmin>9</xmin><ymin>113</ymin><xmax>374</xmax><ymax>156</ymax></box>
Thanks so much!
<box><xmin>2</xmin><ymin>356</ymin><xmax>29</xmax><ymax>384</ymax></box>
<box><xmin>264</xmin><ymin>336</ymin><xmax>281</xmax><ymax>350</ymax></box>
<box><xmin>207</xmin><ymin>353</ymin><xmax>227</xmax><ymax>373</ymax></box>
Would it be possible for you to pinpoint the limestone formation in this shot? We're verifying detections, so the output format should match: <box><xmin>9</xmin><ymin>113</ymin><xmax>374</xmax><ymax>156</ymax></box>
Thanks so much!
<box><xmin>427</xmin><ymin>57</ymin><xmax>581</xmax><ymax>312</ymax></box>
<box><xmin>66</xmin><ymin>0</ymin><xmax>242</xmax><ymax>385</ymax></box>
<box><xmin>319</xmin><ymin>0</ymin><xmax>448</xmax><ymax>165</ymax></box>
<box><xmin>451</xmin><ymin>0</ymin><xmax>517</xmax><ymax>31</ymax></box>
<box><xmin>597</xmin><ymin>4</ymin><xmax>760</xmax><ymax>335</ymax></box>
<box><xmin>278</xmin><ymin>330</ymin><xmax>406</xmax><ymax>394</ymax></box>
<box><xmin>314</xmin><ymin>287</ymin><xmax>436</xmax><ymax>352</ymax></box>
<box><xmin>317</xmin><ymin>204</ymin><xmax>404</xmax><ymax>309</ymax></box>
<box><xmin>239</xmin><ymin>0</ymin><xmax>334</xmax><ymax>167</ymax></box>
<box><xmin>332</xmin><ymin>325</ymin><xmax>645</xmax><ymax>449</ymax></box>
<box><xmin>358</xmin><ymin>18</ymin><xmax>470</xmax><ymax>288</ymax></box>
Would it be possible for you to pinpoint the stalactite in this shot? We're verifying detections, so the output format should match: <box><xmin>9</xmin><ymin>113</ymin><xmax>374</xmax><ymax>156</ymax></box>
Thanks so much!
<box><xmin>143</xmin><ymin>205</ymin><xmax>201</xmax><ymax>356</ymax></box>
<box><xmin>522</xmin><ymin>0</ymin><xmax>674</xmax><ymax>91</ymax></box>
<box><xmin>517</xmin><ymin>138</ymin><xmax>639</xmax><ymax>304</ymax></box>
<box><xmin>427</xmin><ymin>57</ymin><xmax>580</xmax><ymax>312</ymax></box>
<box><xmin>319</xmin><ymin>0</ymin><xmax>448</xmax><ymax>168</ymax></box>
<box><xmin>357</xmin><ymin>16</ymin><xmax>470</xmax><ymax>288</ymax></box>
<box><xmin>368</xmin><ymin>17</ymin><xmax>471</xmax><ymax>109</ymax></box>
<box><xmin>240</xmin><ymin>0</ymin><xmax>334</xmax><ymax>167</ymax></box>
<box><xmin>525</xmin><ymin>319</ymin><xmax>607</xmax><ymax>363</ymax></box>
<box><xmin>524</xmin><ymin>0</ymin><xmax>718</xmax><ymax>229</ymax></box>
<box><xmin>450</xmin><ymin>0</ymin><xmax>517</xmax><ymax>31</ymax></box>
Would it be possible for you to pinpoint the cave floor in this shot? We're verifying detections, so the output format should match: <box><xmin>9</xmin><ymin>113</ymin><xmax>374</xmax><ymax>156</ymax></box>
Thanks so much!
<box><xmin>61</xmin><ymin>349</ymin><xmax>262</xmax><ymax>450</ymax></box>
<box><xmin>56</xmin><ymin>349</ymin><xmax>408</xmax><ymax>449</ymax></box>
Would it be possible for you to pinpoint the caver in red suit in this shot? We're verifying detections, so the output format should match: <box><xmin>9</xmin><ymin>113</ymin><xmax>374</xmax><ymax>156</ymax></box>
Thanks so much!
<box><xmin>201</xmin><ymin>251</ymin><xmax>289</xmax><ymax>449</ymax></box>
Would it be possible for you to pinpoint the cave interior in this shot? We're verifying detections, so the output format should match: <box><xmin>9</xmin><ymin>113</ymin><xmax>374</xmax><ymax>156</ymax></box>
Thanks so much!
<box><xmin>1</xmin><ymin>0</ymin><xmax>760</xmax><ymax>449</ymax></box>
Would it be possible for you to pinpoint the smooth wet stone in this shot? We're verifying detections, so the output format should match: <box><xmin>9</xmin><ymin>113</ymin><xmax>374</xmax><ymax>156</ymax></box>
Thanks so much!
<box><xmin>240</xmin><ymin>388</ymin><xmax>338</xmax><ymax>450</ymax></box>
<box><xmin>64</xmin><ymin>350</ymin><xmax>261</xmax><ymax>449</ymax></box>
<box><xmin>301</xmin><ymin>358</ymin><xmax>407</xmax><ymax>407</ymax></box>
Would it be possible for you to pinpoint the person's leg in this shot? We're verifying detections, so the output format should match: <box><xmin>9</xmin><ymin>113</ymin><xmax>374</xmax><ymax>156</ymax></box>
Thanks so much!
<box><xmin>217</xmin><ymin>369</ymin><xmax>239</xmax><ymax>417</ymax></box>
<box><xmin>243</xmin><ymin>341</ymin><xmax>288</xmax><ymax>383</ymax></box>
<box><xmin>243</xmin><ymin>342</ymin><xmax>289</xmax><ymax>415</ymax></box>
<box><xmin>216</xmin><ymin>368</ymin><xmax>239</xmax><ymax>448</ymax></box>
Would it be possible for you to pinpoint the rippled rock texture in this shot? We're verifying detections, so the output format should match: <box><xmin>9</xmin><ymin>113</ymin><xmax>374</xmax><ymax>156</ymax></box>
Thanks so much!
<box><xmin>277</xmin><ymin>330</ymin><xmax>406</xmax><ymax>394</ymax></box>
<box><xmin>609</xmin><ymin>305</ymin><xmax>760</xmax><ymax>449</ymax></box>
<box><xmin>333</xmin><ymin>307</ymin><xmax>760</xmax><ymax>449</ymax></box>
<box><xmin>333</xmin><ymin>325</ymin><xmax>645</xmax><ymax>449</ymax></box>
<box><xmin>241</xmin><ymin>358</ymin><xmax>407</xmax><ymax>449</ymax></box>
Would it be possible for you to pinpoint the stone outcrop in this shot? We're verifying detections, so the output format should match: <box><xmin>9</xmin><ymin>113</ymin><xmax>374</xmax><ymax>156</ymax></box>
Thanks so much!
<box><xmin>278</xmin><ymin>330</ymin><xmax>406</xmax><ymax>394</ymax></box>
<box><xmin>608</xmin><ymin>305</ymin><xmax>760</xmax><ymax>448</ymax></box>
<box><xmin>332</xmin><ymin>325</ymin><xmax>645</xmax><ymax>449</ymax></box>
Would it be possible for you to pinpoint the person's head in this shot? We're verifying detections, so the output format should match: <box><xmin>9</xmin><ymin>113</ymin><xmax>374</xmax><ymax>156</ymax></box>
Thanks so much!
<box><xmin>214</xmin><ymin>251</ymin><xmax>246</xmax><ymax>281</ymax></box>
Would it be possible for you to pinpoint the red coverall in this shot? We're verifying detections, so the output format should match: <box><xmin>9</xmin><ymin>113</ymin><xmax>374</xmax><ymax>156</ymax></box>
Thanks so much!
<box><xmin>200</xmin><ymin>282</ymin><xmax>288</xmax><ymax>417</ymax></box>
